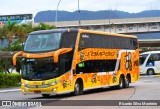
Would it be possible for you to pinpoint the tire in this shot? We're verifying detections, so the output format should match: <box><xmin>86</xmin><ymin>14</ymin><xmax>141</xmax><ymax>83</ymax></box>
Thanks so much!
<box><xmin>125</xmin><ymin>76</ymin><xmax>130</xmax><ymax>88</ymax></box>
<box><xmin>118</xmin><ymin>76</ymin><xmax>125</xmax><ymax>89</ymax></box>
<box><xmin>42</xmin><ymin>94</ymin><xmax>50</xmax><ymax>98</ymax></box>
<box><xmin>73</xmin><ymin>81</ymin><xmax>83</xmax><ymax>96</ymax></box>
<box><xmin>147</xmin><ymin>69</ymin><xmax>155</xmax><ymax>75</ymax></box>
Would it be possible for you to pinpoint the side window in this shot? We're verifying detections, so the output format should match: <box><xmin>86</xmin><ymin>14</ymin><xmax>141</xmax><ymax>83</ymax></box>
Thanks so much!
<box><xmin>152</xmin><ymin>53</ymin><xmax>160</xmax><ymax>61</ymax></box>
<box><xmin>146</xmin><ymin>54</ymin><xmax>157</xmax><ymax>66</ymax></box>
<box><xmin>76</xmin><ymin>60</ymin><xmax>117</xmax><ymax>74</ymax></box>
<box><xmin>91</xmin><ymin>34</ymin><xmax>103</xmax><ymax>48</ymax></box>
<box><xmin>61</xmin><ymin>32</ymin><xmax>78</xmax><ymax>48</ymax></box>
<box><xmin>58</xmin><ymin>51</ymin><xmax>73</xmax><ymax>75</ymax></box>
<box><xmin>79</xmin><ymin>34</ymin><xmax>91</xmax><ymax>50</ymax></box>
<box><xmin>133</xmin><ymin>39</ymin><xmax>138</xmax><ymax>49</ymax></box>
<box><xmin>102</xmin><ymin>36</ymin><xmax>111</xmax><ymax>48</ymax></box>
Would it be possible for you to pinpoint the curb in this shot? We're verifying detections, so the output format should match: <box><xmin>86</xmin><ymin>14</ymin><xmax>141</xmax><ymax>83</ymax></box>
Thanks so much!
<box><xmin>0</xmin><ymin>89</ymin><xmax>21</xmax><ymax>93</ymax></box>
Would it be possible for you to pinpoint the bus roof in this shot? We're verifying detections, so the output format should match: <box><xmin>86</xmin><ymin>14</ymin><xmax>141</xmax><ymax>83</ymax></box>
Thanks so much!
<box><xmin>140</xmin><ymin>51</ymin><xmax>160</xmax><ymax>55</ymax></box>
<box><xmin>79</xmin><ymin>29</ymin><xmax>137</xmax><ymax>39</ymax></box>
<box><xmin>29</xmin><ymin>28</ymin><xmax>78</xmax><ymax>35</ymax></box>
<box><xmin>29</xmin><ymin>28</ymin><xmax>137</xmax><ymax>39</ymax></box>
<box><xmin>0</xmin><ymin>14</ymin><xmax>32</xmax><ymax>17</ymax></box>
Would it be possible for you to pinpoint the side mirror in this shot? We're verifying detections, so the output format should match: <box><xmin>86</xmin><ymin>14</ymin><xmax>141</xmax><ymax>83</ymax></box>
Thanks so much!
<box><xmin>13</xmin><ymin>51</ymin><xmax>23</xmax><ymax>66</ymax></box>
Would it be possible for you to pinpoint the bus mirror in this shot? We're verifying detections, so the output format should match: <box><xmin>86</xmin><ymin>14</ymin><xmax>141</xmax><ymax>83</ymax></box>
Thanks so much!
<box><xmin>54</xmin><ymin>48</ymin><xmax>72</xmax><ymax>63</ymax></box>
<box><xmin>13</xmin><ymin>51</ymin><xmax>23</xmax><ymax>66</ymax></box>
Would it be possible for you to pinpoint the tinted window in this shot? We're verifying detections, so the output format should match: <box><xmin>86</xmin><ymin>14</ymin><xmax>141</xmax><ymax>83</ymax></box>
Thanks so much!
<box><xmin>61</xmin><ymin>32</ymin><xmax>78</xmax><ymax>48</ymax></box>
<box><xmin>79</xmin><ymin>34</ymin><xmax>91</xmax><ymax>49</ymax></box>
<box><xmin>139</xmin><ymin>54</ymin><xmax>149</xmax><ymax>65</ymax></box>
<box><xmin>145</xmin><ymin>53</ymin><xmax>160</xmax><ymax>66</ymax></box>
<box><xmin>76</xmin><ymin>60</ymin><xmax>117</xmax><ymax>73</ymax></box>
<box><xmin>79</xmin><ymin>33</ymin><xmax>138</xmax><ymax>50</ymax></box>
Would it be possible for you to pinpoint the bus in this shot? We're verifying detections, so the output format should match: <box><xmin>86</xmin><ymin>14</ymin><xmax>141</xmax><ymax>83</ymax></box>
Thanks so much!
<box><xmin>13</xmin><ymin>28</ymin><xmax>139</xmax><ymax>97</ymax></box>
<box><xmin>140</xmin><ymin>51</ymin><xmax>160</xmax><ymax>75</ymax></box>
<box><xmin>0</xmin><ymin>14</ymin><xmax>33</xmax><ymax>25</ymax></box>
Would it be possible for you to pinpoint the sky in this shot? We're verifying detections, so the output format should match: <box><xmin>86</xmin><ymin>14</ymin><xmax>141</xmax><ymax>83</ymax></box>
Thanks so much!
<box><xmin>0</xmin><ymin>0</ymin><xmax>160</xmax><ymax>17</ymax></box>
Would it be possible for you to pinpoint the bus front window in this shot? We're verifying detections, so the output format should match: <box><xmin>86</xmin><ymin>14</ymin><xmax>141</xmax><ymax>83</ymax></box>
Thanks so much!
<box><xmin>24</xmin><ymin>33</ymin><xmax>61</xmax><ymax>52</ymax></box>
<box><xmin>21</xmin><ymin>57</ymin><xmax>58</xmax><ymax>80</ymax></box>
<box><xmin>139</xmin><ymin>54</ymin><xmax>148</xmax><ymax>66</ymax></box>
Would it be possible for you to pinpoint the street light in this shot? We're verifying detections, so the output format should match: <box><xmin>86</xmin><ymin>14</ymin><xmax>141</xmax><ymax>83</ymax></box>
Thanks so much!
<box><xmin>78</xmin><ymin>0</ymin><xmax>81</xmax><ymax>25</ymax></box>
<box><xmin>55</xmin><ymin>0</ymin><xmax>62</xmax><ymax>27</ymax></box>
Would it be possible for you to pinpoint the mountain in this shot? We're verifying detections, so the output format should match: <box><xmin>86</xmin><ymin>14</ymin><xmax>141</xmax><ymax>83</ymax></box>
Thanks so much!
<box><xmin>34</xmin><ymin>10</ymin><xmax>160</xmax><ymax>22</ymax></box>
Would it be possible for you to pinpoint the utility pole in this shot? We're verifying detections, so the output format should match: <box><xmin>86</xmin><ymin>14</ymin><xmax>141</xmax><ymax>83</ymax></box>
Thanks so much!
<box><xmin>78</xmin><ymin>0</ymin><xmax>81</xmax><ymax>26</ymax></box>
<box><xmin>55</xmin><ymin>0</ymin><xmax>62</xmax><ymax>27</ymax></box>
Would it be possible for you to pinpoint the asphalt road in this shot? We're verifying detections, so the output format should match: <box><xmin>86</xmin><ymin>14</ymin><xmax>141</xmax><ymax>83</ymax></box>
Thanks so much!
<box><xmin>0</xmin><ymin>75</ymin><xmax>160</xmax><ymax>109</ymax></box>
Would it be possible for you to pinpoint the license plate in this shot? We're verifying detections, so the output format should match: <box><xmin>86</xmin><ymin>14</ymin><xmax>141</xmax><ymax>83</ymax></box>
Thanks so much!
<box><xmin>32</xmin><ymin>81</ymin><xmax>42</xmax><ymax>85</ymax></box>
<box><xmin>34</xmin><ymin>90</ymin><xmax>41</xmax><ymax>94</ymax></box>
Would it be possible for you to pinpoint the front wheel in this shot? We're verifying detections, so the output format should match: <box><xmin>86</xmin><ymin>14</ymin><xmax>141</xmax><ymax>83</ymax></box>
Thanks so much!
<box><xmin>147</xmin><ymin>69</ymin><xmax>155</xmax><ymax>75</ymax></box>
<box><xmin>73</xmin><ymin>81</ymin><xmax>83</xmax><ymax>96</ymax></box>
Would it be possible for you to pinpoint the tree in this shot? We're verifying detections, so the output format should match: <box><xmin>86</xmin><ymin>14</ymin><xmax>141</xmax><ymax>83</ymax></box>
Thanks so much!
<box><xmin>0</xmin><ymin>26</ymin><xmax>7</xmax><ymax>41</ymax></box>
<box><xmin>33</xmin><ymin>22</ymin><xmax>56</xmax><ymax>31</ymax></box>
<box><xmin>3</xmin><ymin>19</ymin><xmax>17</xmax><ymax>50</ymax></box>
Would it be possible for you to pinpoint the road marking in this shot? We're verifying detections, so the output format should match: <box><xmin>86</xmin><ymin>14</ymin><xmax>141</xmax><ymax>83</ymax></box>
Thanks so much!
<box><xmin>0</xmin><ymin>89</ymin><xmax>21</xmax><ymax>93</ymax></box>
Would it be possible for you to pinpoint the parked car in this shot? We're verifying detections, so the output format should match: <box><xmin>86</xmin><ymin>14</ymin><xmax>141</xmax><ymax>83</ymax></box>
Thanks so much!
<box><xmin>140</xmin><ymin>51</ymin><xmax>160</xmax><ymax>75</ymax></box>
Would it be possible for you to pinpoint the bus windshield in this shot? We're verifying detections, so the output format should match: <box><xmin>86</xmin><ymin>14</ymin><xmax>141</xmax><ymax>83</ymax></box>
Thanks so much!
<box><xmin>24</xmin><ymin>33</ymin><xmax>61</xmax><ymax>52</ymax></box>
<box><xmin>21</xmin><ymin>57</ymin><xmax>58</xmax><ymax>80</ymax></box>
<box><xmin>139</xmin><ymin>54</ymin><xmax>149</xmax><ymax>65</ymax></box>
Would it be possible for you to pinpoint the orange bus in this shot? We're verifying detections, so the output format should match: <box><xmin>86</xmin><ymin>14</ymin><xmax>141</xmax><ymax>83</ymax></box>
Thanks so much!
<box><xmin>13</xmin><ymin>29</ymin><xmax>139</xmax><ymax>97</ymax></box>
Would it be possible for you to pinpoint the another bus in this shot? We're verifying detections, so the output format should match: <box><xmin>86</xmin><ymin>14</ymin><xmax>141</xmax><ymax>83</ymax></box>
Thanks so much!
<box><xmin>0</xmin><ymin>14</ymin><xmax>33</xmax><ymax>25</ymax></box>
<box><xmin>140</xmin><ymin>51</ymin><xmax>160</xmax><ymax>75</ymax></box>
<box><xmin>13</xmin><ymin>29</ymin><xmax>139</xmax><ymax>97</ymax></box>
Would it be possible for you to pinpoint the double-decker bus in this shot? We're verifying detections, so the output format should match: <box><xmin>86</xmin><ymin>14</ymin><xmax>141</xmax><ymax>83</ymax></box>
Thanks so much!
<box><xmin>0</xmin><ymin>14</ymin><xmax>33</xmax><ymax>25</ymax></box>
<box><xmin>13</xmin><ymin>28</ymin><xmax>139</xmax><ymax>97</ymax></box>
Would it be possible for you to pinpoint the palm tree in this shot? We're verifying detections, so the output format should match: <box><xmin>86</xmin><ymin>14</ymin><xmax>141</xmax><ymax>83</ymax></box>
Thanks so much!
<box><xmin>3</xmin><ymin>18</ymin><xmax>17</xmax><ymax>50</ymax></box>
<box><xmin>33</xmin><ymin>22</ymin><xmax>56</xmax><ymax>31</ymax></box>
<box><xmin>21</xmin><ymin>21</ymin><xmax>33</xmax><ymax>34</ymax></box>
<box><xmin>0</xmin><ymin>26</ymin><xmax>7</xmax><ymax>41</ymax></box>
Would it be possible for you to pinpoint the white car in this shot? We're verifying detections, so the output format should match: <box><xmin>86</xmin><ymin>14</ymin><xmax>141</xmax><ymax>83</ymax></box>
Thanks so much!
<box><xmin>140</xmin><ymin>51</ymin><xmax>160</xmax><ymax>75</ymax></box>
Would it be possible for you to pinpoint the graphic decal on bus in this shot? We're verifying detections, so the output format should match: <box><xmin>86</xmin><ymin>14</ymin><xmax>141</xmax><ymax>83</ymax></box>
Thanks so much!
<box><xmin>91</xmin><ymin>74</ymin><xmax>97</xmax><ymax>83</ymax></box>
<box><xmin>80</xmin><ymin>52</ymin><xmax>85</xmax><ymax>61</ymax></box>
<box><xmin>125</xmin><ymin>52</ymin><xmax>132</xmax><ymax>71</ymax></box>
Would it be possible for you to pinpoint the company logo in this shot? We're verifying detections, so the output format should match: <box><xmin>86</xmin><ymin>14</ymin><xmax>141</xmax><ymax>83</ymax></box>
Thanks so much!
<box><xmin>2</xmin><ymin>101</ymin><xmax>11</xmax><ymax>106</ymax></box>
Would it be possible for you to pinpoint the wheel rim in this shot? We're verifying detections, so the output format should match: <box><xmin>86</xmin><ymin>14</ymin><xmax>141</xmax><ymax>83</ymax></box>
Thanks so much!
<box><xmin>126</xmin><ymin>77</ymin><xmax>129</xmax><ymax>87</ymax></box>
<box><xmin>148</xmin><ymin>70</ymin><xmax>153</xmax><ymax>75</ymax></box>
<box><xmin>75</xmin><ymin>83</ymin><xmax>79</xmax><ymax>94</ymax></box>
<box><xmin>119</xmin><ymin>78</ymin><xmax>123</xmax><ymax>88</ymax></box>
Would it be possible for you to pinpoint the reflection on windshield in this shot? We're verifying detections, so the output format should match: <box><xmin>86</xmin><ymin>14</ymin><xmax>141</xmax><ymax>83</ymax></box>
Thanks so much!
<box><xmin>139</xmin><ymin>54</ymin><xmax>148</xmax><ymax>65</ymax></box>
<box><xmin>21</xmin><ymin>57</ymin><xmax>58</xmax><ymax>80</ymax></box>
<box><xmin>24</xmin><ymin>33</ymin><xmax>61</xmax><ymax>52</ymax></box>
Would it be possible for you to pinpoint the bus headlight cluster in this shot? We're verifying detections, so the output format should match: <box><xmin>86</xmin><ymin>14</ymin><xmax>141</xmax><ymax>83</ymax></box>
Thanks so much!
<box><xmin>52</xmin><ymin>88</ymin><xmax>57</xmax><ymax>91</ymax></box>
<box><xmin>22</xmin><ymin>83</ymin><xmax>27</xmax><ymax>87</ymax></box>
<box><xmin>51</xmin><ymin>80</ymin><xmax>61</xmax><ymax>86</ymax></box>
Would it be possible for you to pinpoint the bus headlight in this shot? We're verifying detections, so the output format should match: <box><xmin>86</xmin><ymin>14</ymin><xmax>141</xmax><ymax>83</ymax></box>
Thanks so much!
<box><xmin>52</xmin><ymin>88</ymin><xmax>57</xmax><ymax>91</ymax></box>
<box><xmin>22</xmin><ymin>83</ymin><xmax>27</xmax><ymax>87</ymax></box>
<box><xmin>51</xmin><ymin>80</ymin><xmax>61</xmax><ymax>86</ymax></box>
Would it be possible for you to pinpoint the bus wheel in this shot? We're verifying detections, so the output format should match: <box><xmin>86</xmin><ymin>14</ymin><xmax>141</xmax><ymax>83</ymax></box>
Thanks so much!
<box><xmin>147</xmin><ymin>69</ymin><xmax>155</xmax><ymax>75</ymax></box>
<box><xmin>74</xmin><ymin>80</ymin><xmax>83</xmax><ymax>96</ymax></box>
<box><xmin>118</xmin><ymin>76</ymin><xmax>125</xmax><ymax>89</ymax></box>
<box><xmin>42</xmin><ymin>94</ymin><xmax>50</xmax><ymax>98</ymax></box>
<box><xmin>125</xmin><ymin>76</ymin><xmax>130</xmax><ymax>88</ymax></box>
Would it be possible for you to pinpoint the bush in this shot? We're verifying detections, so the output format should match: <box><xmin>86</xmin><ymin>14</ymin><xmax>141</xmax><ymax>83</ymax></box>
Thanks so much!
<box><xmin>0</xmin><ymin>73</ymin><xmax>21</xmax><ymax>88</ymax></box>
